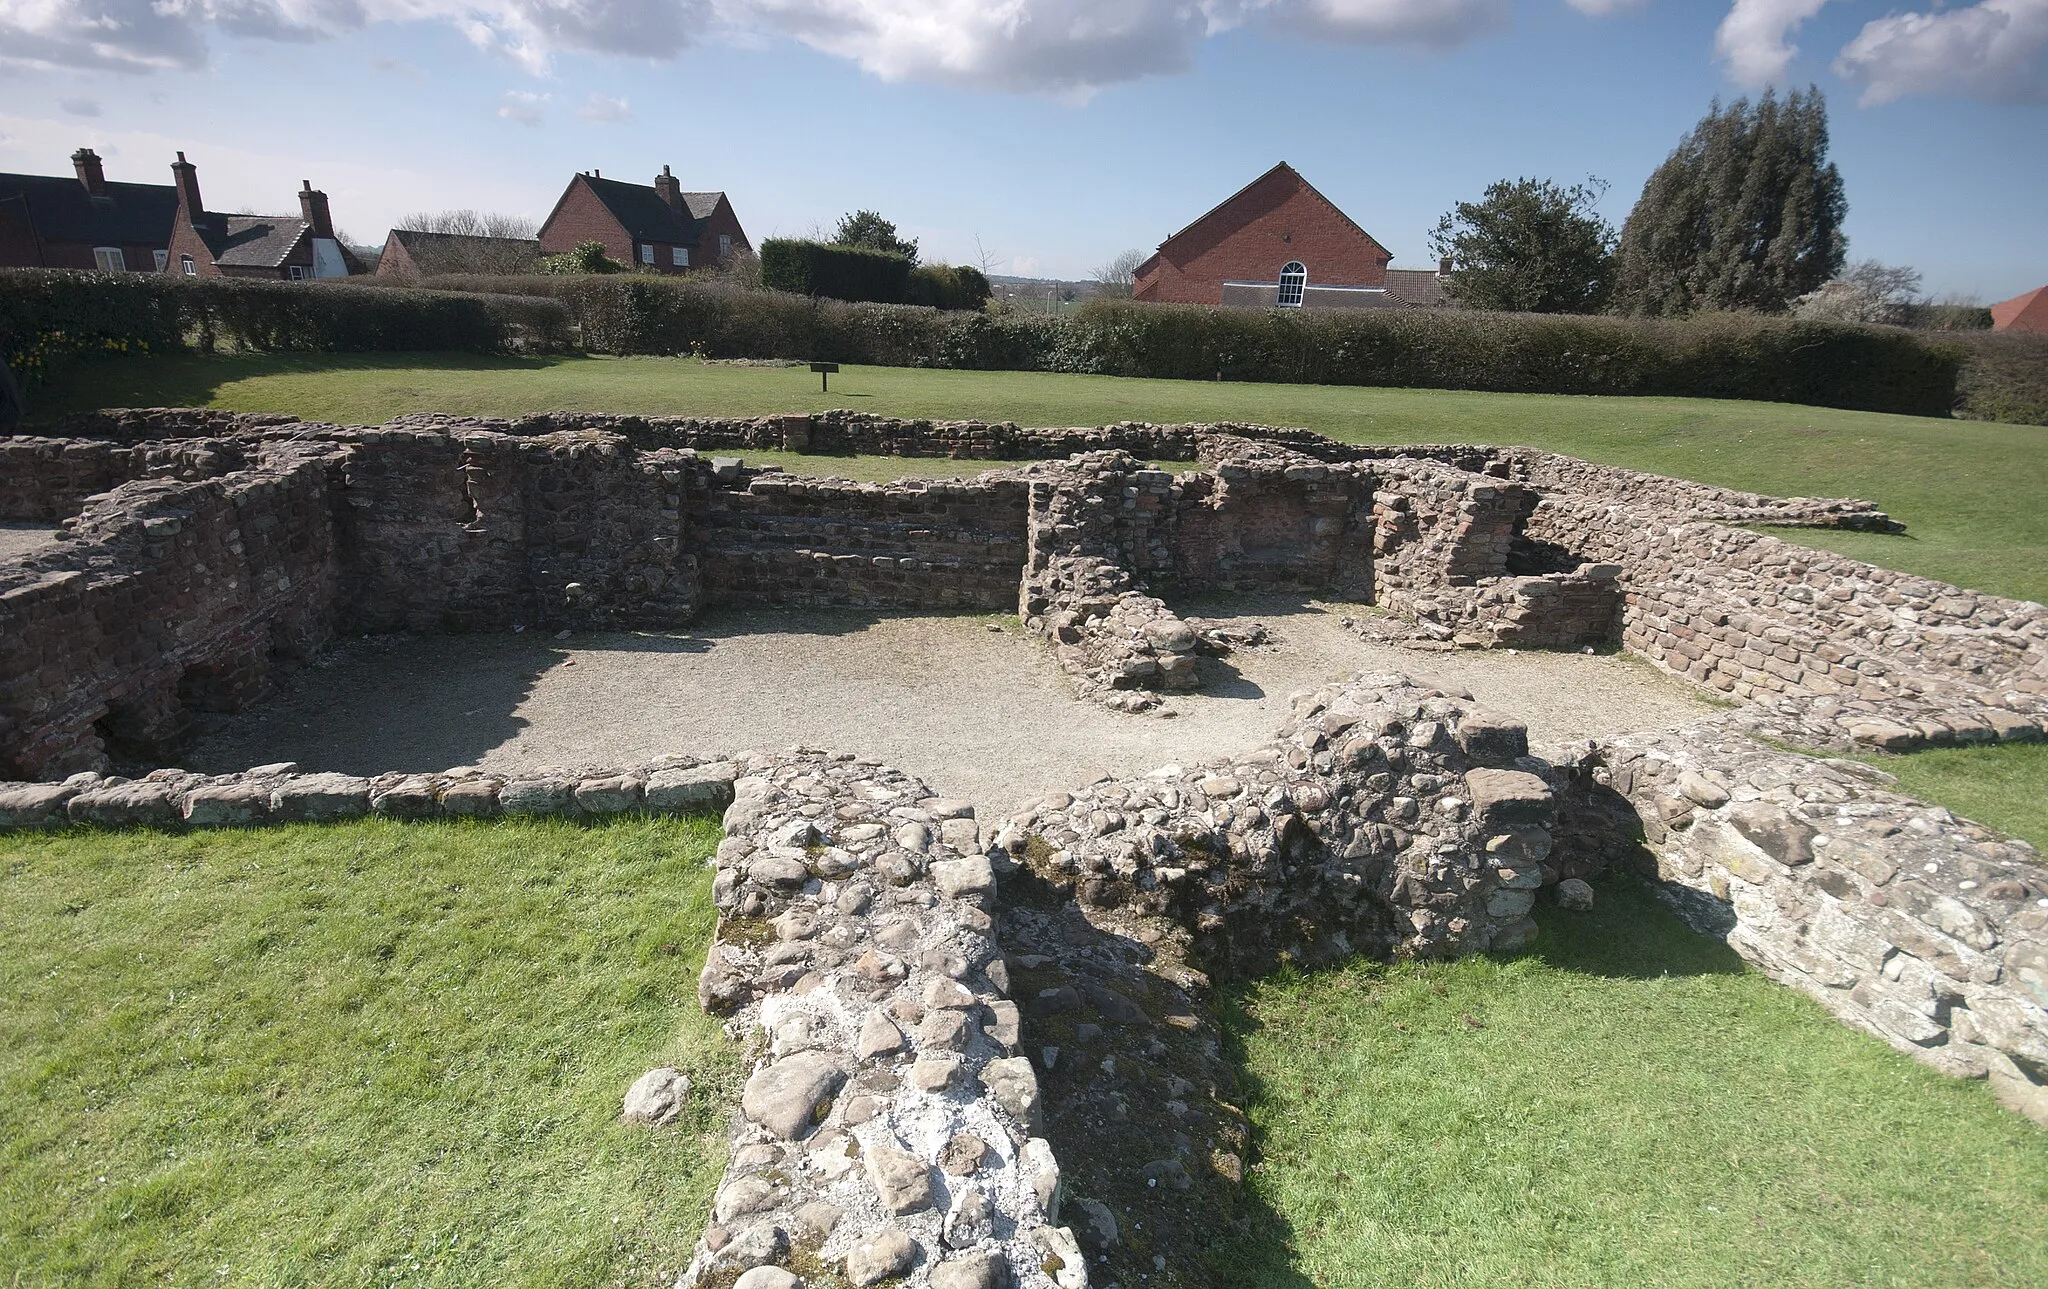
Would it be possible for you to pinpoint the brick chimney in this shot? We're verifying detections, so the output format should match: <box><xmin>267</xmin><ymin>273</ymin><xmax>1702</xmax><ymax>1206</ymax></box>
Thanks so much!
<box><xmin>1439</xmin><ymin>255</ymin><xmax>1453</xmax><ymax>276</ymax></box>
<box><xmin>171</xmin><ymin>151</ymin><xmax>204</xmax><ymax>217</ymax></box>
<box><xmin>71</xmin><ymin>147</ymin><xmax>106</xmax><ymax>196</ymax></box>
<box><xmin>298</xmin><ymin>180</ymin><xmax>334</xmax><ymax>239</ymax></box>
<box><xmin>653</xmin><ymin>164</ymin><xmax>683</xmax><ymax>214</ymax></box>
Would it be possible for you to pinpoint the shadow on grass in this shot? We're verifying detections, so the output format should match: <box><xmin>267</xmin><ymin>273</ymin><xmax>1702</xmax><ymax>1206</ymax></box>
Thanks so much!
<box><xmin>22</xmin><ymin>351</ymin><xmax>574</xmax><ymax>422</ymax></box>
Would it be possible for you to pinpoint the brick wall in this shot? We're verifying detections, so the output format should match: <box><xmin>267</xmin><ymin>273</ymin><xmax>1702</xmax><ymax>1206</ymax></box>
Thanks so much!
<box><xmin>1135</xmin><ymin>167</ymin><xmax>1392</xmax><ymax>305</ymax></box>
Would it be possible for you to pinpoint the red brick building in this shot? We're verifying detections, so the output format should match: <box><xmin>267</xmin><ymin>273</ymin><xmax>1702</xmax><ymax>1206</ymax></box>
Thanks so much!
<box><xmin>0</xmin><ymin>148</ymin><xmax>180</xmax><ymax>271</ymax></box>
<box><xmin>538</xmin><ymin>165</ymin><xmax>750</xmax><ymax>273</ymax></box>
<box><xmin>1134</xmin><ymin>162</ymin><xmax>1445</xmax><ymax>310</ymax></box>
<box><xmin>1990</xmin><ymin>285</ymin><xmax>2048</xmax><ymax>335</ymax></box>
<box><xmin>165</xmin><ymin>155</ymin><xmax>363</xmax><ymax>280</ymax></box>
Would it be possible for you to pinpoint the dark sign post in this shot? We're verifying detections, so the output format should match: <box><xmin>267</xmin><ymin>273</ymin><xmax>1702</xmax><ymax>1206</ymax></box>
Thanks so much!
<box><xmin>809</xmin><ymin>361</ymin><xmax>840</xmax><ymax>393</ymax></box>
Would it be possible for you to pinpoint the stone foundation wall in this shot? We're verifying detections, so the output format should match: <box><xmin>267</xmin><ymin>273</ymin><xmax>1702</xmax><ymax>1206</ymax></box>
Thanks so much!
<box><xmin>1568</xmin><ymin>725</ymin><xmax>2048</xmax><ymax>1122</ymax></box>
<box><xmin>0</xmin><ymin>446</ymin><xmax>342</xmax><ymax>780</ymax></box>
<box><xmin>697</xmin><ymin>473</ymin><xmax>1029</xmax><ymax>611</ymax></box>
<box><xmin>0</xmin><ymin>435</ymin><xmax>255</xmax><ymax>520</ymax></box>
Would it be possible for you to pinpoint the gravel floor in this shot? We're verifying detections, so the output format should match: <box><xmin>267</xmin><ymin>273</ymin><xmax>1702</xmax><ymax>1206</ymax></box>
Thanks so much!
<box><xmin>187</xmin><ymin>598</ymin><xmax>1715</xmax><ymax>814</ymax></box>
<box><xmin>0</xmin><ymin>523</ymin><xmax>63</xmax><ymax>561</ymax></box>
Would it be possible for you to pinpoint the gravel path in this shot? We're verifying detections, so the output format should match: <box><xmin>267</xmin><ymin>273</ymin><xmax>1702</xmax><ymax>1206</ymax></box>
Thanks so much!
<box><xmin>0</xmin><ymin>523</ymin><xmax>62</xmax><ymax>561</ymax></box>
<box><xmin>187</xmin><ymin>599</ymin><xmax>1716</xmax><ymax>815</ymax></box>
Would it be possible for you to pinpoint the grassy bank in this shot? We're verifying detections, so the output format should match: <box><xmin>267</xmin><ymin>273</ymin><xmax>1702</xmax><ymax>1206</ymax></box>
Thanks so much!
<box><xmin>1217</xmin><ymin>879</ymin><xmax>2048</xmax><ymax>1288</ymax></box>
<box><xmin>29</xmin><ymin>352</ymin><xmax>2047</xmax><ymax>605</ymax></box>
<box><xmin>0</xmin><ymin>815</ymin><xmax>733</xmax><ymax>1288</ymax></box>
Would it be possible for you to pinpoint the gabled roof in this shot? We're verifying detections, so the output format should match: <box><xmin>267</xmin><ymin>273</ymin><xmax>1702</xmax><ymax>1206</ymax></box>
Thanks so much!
<box><xmin>681</xmin><ymin>192</ymin><xmax>726</xmax><ymax>221</ymax></box>
<box><xmin>1384</xmin><ymin>268</ymin><xmax>1448</xmax><ymax>309</ymax></box>
<box><xmin>1991</xmin><ymin>285</ymin><xmax>2048</xmax><ymax>333</ymax></box>
<box><xmin>0</xmin><ymin>171</ymin><xmax>179</xmax><ymax>247</ymax></box>
<box><xmin>1139</xmin><ymin>162</ymin><xmax>1391</xmax><ymax>277</ymax></box>
<box><xmin>192</xmin><ymin>213</ymin><xmax>308</xmax><ymax>268</ymax></box>
<box><xmin>580</xmin><ymin>174</ymin><xmax>707</xmax><ymax>245</ymax></box>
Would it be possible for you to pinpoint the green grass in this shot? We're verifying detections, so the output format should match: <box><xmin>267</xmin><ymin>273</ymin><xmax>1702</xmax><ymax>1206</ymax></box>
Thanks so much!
<box><xmin>30</xmin><ymin>352</ymin><xmax>2048</xmax><ymax>604</ymax></box>
<box><xmin>1215</xmin><ymin>879</ymin><xmax>2048</xmax><ymax>1288</ymax></box>
<box><xmin>0</xmin><ymin>815</ymin><xmax>735</xmax><ymax>1289</ymax></box>
<box><xmin>1869</xmin><ymin>743</ymin><xmax>2048</xmax><ymax>851</ymax></box>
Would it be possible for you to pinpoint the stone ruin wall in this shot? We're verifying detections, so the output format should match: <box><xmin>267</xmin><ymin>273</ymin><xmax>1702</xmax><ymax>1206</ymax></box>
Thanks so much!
<box><xmin>5</xmin><ymin>407</ymin><xmax>2048</xmax><ymax>1282</ymax></box>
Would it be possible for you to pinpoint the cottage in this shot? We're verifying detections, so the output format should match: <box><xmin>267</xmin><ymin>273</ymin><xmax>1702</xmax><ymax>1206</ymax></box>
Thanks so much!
<box><xmin>0</xmin><ymin>148</ymin><xmax>180</xmax><ymax>271</ymax></box>
<box><xmin>164</xmin><ymin>155</ymin><xmax>362</xmax><ymax>280</ymax></box>
<box><xmin>374</xmin><ymin>228</ymin><xmax>540</xmax><ymax>278</ymax></box>
<box><xmin>537</xmin><ymin>165</ymin><xmax>750</xmax><ymax>273</ymax></box>
<box><xmin>1134</xmin><ymin>162</ymin><xmax>1445</xmax><ymax>310</ymax></box>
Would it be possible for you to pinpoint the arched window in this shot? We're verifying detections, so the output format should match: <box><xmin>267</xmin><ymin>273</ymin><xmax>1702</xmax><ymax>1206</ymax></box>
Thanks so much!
<box><xmin>1276</xmin><ymin>261</ymin><xmax>1306</xmax><ymax>308</ymax></box>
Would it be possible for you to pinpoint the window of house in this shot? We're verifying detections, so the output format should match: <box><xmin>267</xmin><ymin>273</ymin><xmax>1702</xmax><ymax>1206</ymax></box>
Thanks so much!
<box><xmin>153</xmin><ymin>249</ymin><xmax>169</xmax><ymax>272</ymax></box>
<box><xmin>672</xmin><ymin>247</ymin><xmax>689</xmax><ymax>267</ymax></box>
<box><xmin>1276</xmin><ymin>261</ymin><xmax>1306</xmax><ymax>308</ymax></box>
<box><xmin>640</xmin><ymin>243</ymin><xmax>655</xmax><ymax>265</ymax></box>
<box><xmin>93</xmin><ymin>247</ymin><xmax>125</xmax><ymax>272</ymax></box>
<box><xmin>289</xmin><ymin>265</ymin><xmax>306</xmax><ymax>281</ymax></box>
<box><xmin>180</xmin><ymin>255</ymin><xmax>196</xmax><ymax>276</ymax></box>
<box><xmin>719</xmin><ymin>234</ymin><xmax>732</xmax><ymax>260</ymax></box>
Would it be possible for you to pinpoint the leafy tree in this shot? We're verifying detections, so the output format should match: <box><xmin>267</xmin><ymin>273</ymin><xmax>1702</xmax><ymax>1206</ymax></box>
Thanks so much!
<box><xmin>537</xmin><ymin>240</ymin><xmax>623</xmax><ymax>275</ymax></box>
<box><xmin>1793</xmin><ymin>259</ymin><xmax>1923</xmax><ymax>325</ymax></box>
<box><xmin>1614</xmin><ymin>88</ymin><xmax>1847</xmax><ymax>315</ymax></box>
<box><xmin>832</xmin><ymin>210</ymin><xmax>918</xmax><ymax>266</ymax></box>
<box><xmin>1427</xmin><ymin>177</ymin><xmax>1617</xmax><ymax>313</ymax></box>
<box><xmin>1091</xmin><ymin>248</ymin><xmax>1148</xmax><ymax>298</ymax></box>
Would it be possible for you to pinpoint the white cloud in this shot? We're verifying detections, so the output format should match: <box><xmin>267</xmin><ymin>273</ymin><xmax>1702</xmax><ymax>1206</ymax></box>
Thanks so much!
<box><xmin>576</xmin><ymin>91</ymin><xmax>633</xmax><ymax>122</ymax></box>
<box><xmin>0</xmin><ymin>0</ymin><xmax>1515</xmax><ymax>94</ymax></box>
<box><xmin>1715</xmin><ymin>0</ymin><xmax>1832</xmax><ymax>86</ymax></box>
<box><xmin>1834</xmin><ymin>0</ymin><xmax>2048</xmax><ymax>105</ymax></box>
<box><xmin>497</xmin><ymin>89</ymin><xmax>549</xmax><ymax>125</ymax></box>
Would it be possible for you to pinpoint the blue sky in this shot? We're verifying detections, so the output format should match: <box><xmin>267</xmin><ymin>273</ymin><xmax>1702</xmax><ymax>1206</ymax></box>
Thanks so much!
<box><xmin>2</xmin><ymin>0</ymin><xmax>2043</xmax><ymax>299</ymax></box>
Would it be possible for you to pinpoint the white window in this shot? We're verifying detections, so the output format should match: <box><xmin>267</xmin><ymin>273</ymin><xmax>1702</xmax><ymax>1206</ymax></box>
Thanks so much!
<box><xmin>153</xmin><ymin>249</ymin><xmax>169</xmax><ymax>272</ymax></box>
<box><xmin>719</xmin><ymin>234</ymin><xmax>732</xmax><ymax>259</ymax></box>
<box><xmin>289</xmin><ymin>265</ymin><xmax>306</xmax><ymax>281</ymax></box>
<box><xmin>672</xmin><ymin>246</ymin><xmax>689</xmax><ymax>267</ymax></box>
<box><xmin>1277</xmin><ymin>261</ymin><xmax>1306</xmax><ymax>308</ymax></box>
<box><xmin>93</xmin><ymin>246</ymin><xmax>125</xmax><ymax>272</ymax></box>
<box><xmin>180</xmin><ymin>255</ymin><xmax>197</xmax><ymax>276</ymax></box>
<box><xmin>640</xmin><ymin>243</ymin><xmax>655</xmax><ymax>265</ymax></box>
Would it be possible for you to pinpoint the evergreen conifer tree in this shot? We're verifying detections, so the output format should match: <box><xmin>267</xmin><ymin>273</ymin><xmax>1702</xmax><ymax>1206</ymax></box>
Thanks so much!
<box><xmin>1614</xmin><ymin>88</ymin><xmax>1846</xmax><ymax>315</ymax></box>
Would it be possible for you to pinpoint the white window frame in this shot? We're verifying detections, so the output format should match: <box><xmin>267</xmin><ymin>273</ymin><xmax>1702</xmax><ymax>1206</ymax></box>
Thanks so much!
<box><xmin>718</xmin><ymin>234</ymin><xmax>732</xmax><ymax>259</ymax></box>
<box><xmin>180</xmin><ymin>255</ymin><xmax>197</xmax><ymax>276</ymax></box>
<box><xmin>289</xmin><ymin>265</ymin><xmax>306</xmax><ymax>281</ymax></box>
<box><xmin>153</xmin><ymin>249</ymin><xmax>169</xmax><ymax>272</ymax></box>
<box><xmin>93</xmin><ymin>246</ymin><xmax>125</xmax><ymax>272</ymax></box>
<box><xmin>1276</xmin><ymin>261</ymin><xmax>1306</xmax><ymax>308</ymax></box>
<box><xmin>672</xmin><ymin>246</ymin><xmax>689</xmax><ymax>267</ymax></box>
<box><xmin>640</xmin><ymin>243</ymin><xmax>655</xmax><ymax>265</ymax></box>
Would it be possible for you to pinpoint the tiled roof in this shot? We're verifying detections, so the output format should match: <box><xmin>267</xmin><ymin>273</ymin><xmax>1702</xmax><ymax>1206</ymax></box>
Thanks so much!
<box><xmin>387</xmin><ymin>228</ymin><xmax>540</xmax><ymax>272</ymax></box>
<box><xmin>1991</xmin><ymin>285</ymin><xmax>2048</xmax><ymax>333</ymax></box>
<box><xmin>582</xmin><ymin>175</ymin><xmax>706</xmax><ymax>245</ymax></box>
<box><xmin>681</xmin><ymin>192</ymin><xmax>725</xmax><ymax>221</ymax></box>
<box><xmin>0</xmin><ymin>171</ymin><xmax>179</xmax><ymax>248</ymax></box>
<box><xmin>1384</xmin><ymin>269</ymin><xmax>1448</xmax><ymax>308</ymax></box>
<box><xmin>192</xmin><ymin>214</ymin><xmax>309</xmax><ymax>268</ymax></box>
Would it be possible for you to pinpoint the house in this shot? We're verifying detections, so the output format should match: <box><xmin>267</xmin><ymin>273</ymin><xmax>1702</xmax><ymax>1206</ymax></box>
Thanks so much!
<box><xmin>1990</xmin><ymin>285</ymin><xmax>2048</xmax><ymax>335</ymax></box>
<box><xmin>375</xmin><ymin>228</ymin><xmax>540</xmax><ymax>278</ymax></box>
<box><xmin>1133</xmin><ymin>162</ymin><xmax>1447</xmax><ymax>310</ymax></box>
<box><xmin>0</xmin><ymin>148</ymin><xmax>181</xmax><ymax>271</ymax></box>
<box><xmin>537</xmin><ymin>165</ymin><xmax>750</xmax><ymax>273</ymax></box>
<box><xmin>165</xmin><ymin>154</ymin><xmax>363</xmax><ymax>280</ymax></box>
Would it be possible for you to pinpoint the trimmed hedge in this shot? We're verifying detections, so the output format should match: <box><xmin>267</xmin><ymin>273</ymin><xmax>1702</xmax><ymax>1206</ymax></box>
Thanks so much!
<box><xmin>1947</xmin><ymin>330</ymin><xmax>2048</xmax><ymax>426</ymax></box>
<box><xmin>908</xmin><ymin>264</ymin><xmax>993</xmax><ymax>312</ymax></box>
<box><xmin>758</xmin><ymin>239</ymin><xmax>911</xmax><ymax>304</ymax></box>
<box><xmin>0</xmin><ymin>270</ymin><xmax>568</xmax><ymax>387</ymax></box>
<box><xmin>427</xmin><ymin>276</ymin><xmax>1965</xmax><ymax>418</ymax></box>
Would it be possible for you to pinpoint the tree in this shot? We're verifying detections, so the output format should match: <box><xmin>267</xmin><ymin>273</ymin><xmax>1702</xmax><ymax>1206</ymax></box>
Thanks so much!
<box><xmin>394</xmin><ymin>209</ymin><xmax>542</xmax><ymax>275</ymax></box>
<box><xmin>1091</xmin><ymin>248</ymin><xmax>1148</xmax><ymax>299</ymax></box>
<box><xmin>1793</xmin><ymin>259</ymin><xmax>1922</xmax><ymax>325</ymax></box>
<box><xmin>1426</xmin><ymin>177</ymin><xmax>1616</xmax><ymax>313</ymax></box>
<box><xmin>1613</xmin><ymin>88</ymin><xmax>1847</xmax><ymax>315</ymax></box>
<box><xmin>832</xmin><ymin>210</ymin><xmax>918</xmax><ymax>266</ymax></box>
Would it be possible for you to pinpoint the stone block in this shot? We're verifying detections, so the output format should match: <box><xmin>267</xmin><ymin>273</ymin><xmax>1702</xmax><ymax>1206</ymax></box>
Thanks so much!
<box><xmin>0</xmin><ymin>781</ymin><xmax>82</xmax><ymax>828</ymax></box>
<box><xmin>574</xmin><ymin>775</ymin><xmax>643</xmax><ymax>815</ymax></box>
<box><xmin>645</xmin><ymin>761</ymin><xmax>738</xmax><ymax>813</ymax></box>
<box><xmin>1464</xmin><ymin>768</ymin><xmax>1555</xmax><ymax>830</ymax></box>
<box><xmin>270</xmin><ymin>773</ymin><xmax>372</xmax><ymax>821</ymax></box>
<box><xmin>68</xmin><ymin>780</ymin><xmax>179</xmax><ymax>828</ymax></box>
<box><xmin>499</xmin><ymin>778</ymin><xmax>575</xmax><ymax>816</ymax></box>
<box><xmin>182</xmin><ymin>781</ymin><xmax>272</xmax><ymax>826</ymax></box>
<box><xmin>1456</xmin><ymin>709</ymin><xmax>1529</xmax><ymax>764</ymax></box>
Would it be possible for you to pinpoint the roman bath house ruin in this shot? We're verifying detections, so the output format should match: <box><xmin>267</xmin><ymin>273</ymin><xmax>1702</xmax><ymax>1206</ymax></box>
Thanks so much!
<box><xmin>3</xmin><ymin>408</ymin><xmax>2045</xmax><ymax>1288</ymax></box>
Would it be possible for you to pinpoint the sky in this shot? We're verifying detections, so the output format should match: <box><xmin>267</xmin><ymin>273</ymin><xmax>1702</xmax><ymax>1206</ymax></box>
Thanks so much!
<box><xmin>1</xmin><ymin>0</ymin><xmax>2044</xmax><ymax>300</ymax></box>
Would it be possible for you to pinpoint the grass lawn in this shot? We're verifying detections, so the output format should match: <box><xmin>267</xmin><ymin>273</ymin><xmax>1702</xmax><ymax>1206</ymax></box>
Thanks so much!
<box><xmin>1215</xmin><ymin>878</ymin><xmax>2048</xmax><ymax>1288</ymax></box>
<box><xmin>0</xmin><ymin>815</ymin><xmax>734</xmax><ymax>1289</ymax></box>
<box><xmin>30</xmin><ymin>352</ymin><xmax>2048</xmax><ymax>605</ymax></box>
<box><xmin>1869</xmin><ymin>742</ymin><xmax>2048</xmax><ymax>851</ymax></box>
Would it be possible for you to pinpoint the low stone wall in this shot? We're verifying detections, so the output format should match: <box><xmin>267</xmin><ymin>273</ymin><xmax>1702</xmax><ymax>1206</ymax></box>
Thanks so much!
<box><xmin>1569</xmin><ymin>725</ymin><xmax>2048</xmax><ymax>1122</ymax></box>
<box><xmin>0</xmin><ymin>447</ymin><xmax>341</xmax><ymax>780</ymax></box>
<box><xmin>697</xmin><ymin>473</ymin><xmax>1028</xmax><ymax>611</ymax></box>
